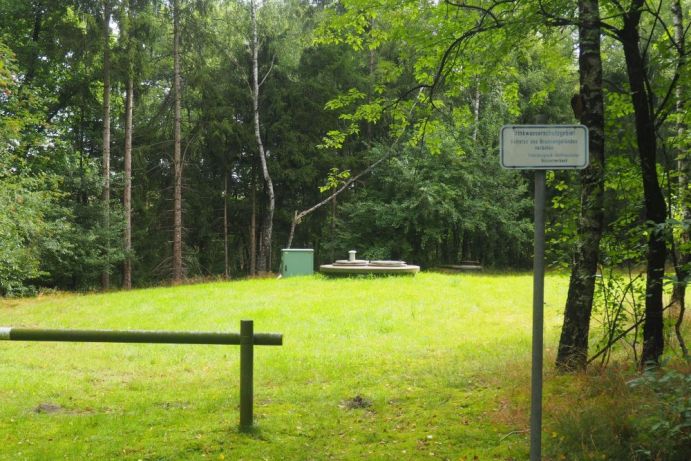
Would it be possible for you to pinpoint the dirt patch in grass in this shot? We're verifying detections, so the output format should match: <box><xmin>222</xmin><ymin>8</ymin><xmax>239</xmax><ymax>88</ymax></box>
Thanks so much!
<box><xmin>32</xmin><ymin>402</ymin><xmax>105</xmax><ymax>415</ymax></box>
<box><xmin>34</xmin><ymin>402</ymin><xmax>65</xmax><ymax>414</ymax></box>
<box><xmin>340</xmin><ymin>395</ymin><xmax>372</xmax><ymax>410</ymax></box>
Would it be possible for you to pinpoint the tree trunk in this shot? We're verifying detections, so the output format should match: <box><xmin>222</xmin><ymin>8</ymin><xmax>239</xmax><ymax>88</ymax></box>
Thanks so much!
<box><xmin>472</xmin><ymin>79</ymin><xmax>480</xmax><ymax>142</ymax></box>
<box><xmin>330</xmin><ymin>196</ymin><xmax>336</xmax><ymax>262</ymax></box>
<box><xmin>367</xmin><ymin>40</ymin><xmax>375</xmax><ymax>141</ymax></box>
<box><xmin>123</xmin><ymin>0</ymin><xmax>134</xmax><ymax>290</ymax></box>
<box><xmin>224</xmin><ymin>172</ymin><xmax>229</xmax><ymax>279</ymax></box>
<box><xmin>669</xmin><ymin>0</ymin><xmax>688</xmax><ymax>358</ymax></box>
<box><xmin>555</xmin><ymin>0</ymin><xmax>606</xmax><ymax>371</ymax></box>
<box><xmin>101</xmin><ymin>0</ymin><xmax>112</xmax><ymax>291</ymax></box>
<box><xmin>250</xmin><ymin>184</ymin><xmax>257</xmax><ymax>276</ymax></box>
<box><xmin>621</xmin><ymin>3</ymin><xmax>667</xmax><ymax>366</ymax></box>
<box><xmin>24</xmin><ymin>2</ymin><xmax>42</xmax><ymax>85</ymax></box>
<box><xmin>172</xmin><ymin>0</ymin><xmax>184</xmax><ymax>283</ymax></box>
<box><xmin>79</xmin><ymin>106</ymin><xmax>87</xmax><ymax>206</ymax></box>
<box><xmin>123</xmin><ymin>67</ymin><xmax>134</xmax><ymax>289</ymax></box>
<box><xmin>250</xmin><ymin>0</ymin><xmax>274</xmax><ymax>274</ymax></box>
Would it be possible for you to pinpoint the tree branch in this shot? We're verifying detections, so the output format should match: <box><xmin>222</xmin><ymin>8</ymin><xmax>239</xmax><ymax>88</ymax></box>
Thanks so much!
<box><xmin>537</xmin><ymin>0</ymin><xmax>578</xmax><ymax>27</ymax></box>
<box><xmin>444</xmin><ymin>0</ymin><xmax>506</xmax><ymax>23</ymax></box>
<box><xmin>286</xmin><ymin>89</ymin><xmax>425</xmax><ymax>248</ymax></box>
<box><xmin>429</xmin><ymin>23</ymin><xmax>503</xmax><ymax>99</ymax></box>
<box><xmin>588</xmin><ymin>302</ymin><xmax>674</xmax><ymax>365</ymax></box>
<box><xmin>259</xmin><ymin>53</ymin><xmax>275</xmax><ymax>88</ymax></box>
<box><xmin>286</xmin><ymin>147</ymin><xmax>392</xmax><ymax>248</ymax></box>
<box><xmin>654</xmin><ymin>70</ymin><xmax>682</xmax><ymax>130</ymax></box>
<box><xmin>641</xmin><ymin>0</ymin><xmax>664</xmax><ymax>62</ymax></box>
<box><xmin>429</xmin><ymin>0</ymin><xmax>512</xmax><ymax>98</ymax></box>
<box><xmin>609</xmin><ymin>0</ymin><xmax>628</xmax><ymax>15</ymax></box>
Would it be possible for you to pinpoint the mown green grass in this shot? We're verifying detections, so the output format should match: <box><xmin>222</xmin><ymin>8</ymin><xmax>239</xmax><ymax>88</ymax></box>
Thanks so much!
<box><xmin>0</xmin><ymin>272</ymin><xmax>571</xmax><ymax>460</ymax></box>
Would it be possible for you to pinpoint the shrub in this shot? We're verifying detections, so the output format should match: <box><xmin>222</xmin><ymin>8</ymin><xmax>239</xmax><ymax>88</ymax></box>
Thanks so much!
<box><xmin>627</xmin><ymin>367</ymin><xmax>691</xmax><ymax>460</ymax></box>
<box><xmin>545</xmin><ymin>365</ymin><xmax>691</xmax><ymax>460</ymax></box>
<box><xmin>546</xmin><ymin>369</ymin><xmax>637</xmax><ymax>460</ymax></box>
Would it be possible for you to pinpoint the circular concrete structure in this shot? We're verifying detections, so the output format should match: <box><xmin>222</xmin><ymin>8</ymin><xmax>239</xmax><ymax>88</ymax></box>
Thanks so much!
<box><xmin>320</xmin><ymin>261</ymin><xmax>420</xmax><ymax>276</ymax></box>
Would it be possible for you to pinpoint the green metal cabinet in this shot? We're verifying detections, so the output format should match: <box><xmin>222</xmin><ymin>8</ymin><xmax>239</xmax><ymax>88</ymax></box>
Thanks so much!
<box><xmin>281</xmin><ymin>249</ymin><xmax>314</xmax><ymax>277</ymax></box>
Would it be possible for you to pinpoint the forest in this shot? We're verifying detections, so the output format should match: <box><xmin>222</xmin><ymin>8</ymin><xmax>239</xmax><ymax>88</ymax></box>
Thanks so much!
<box><xmin>0</xmin><ymin>0</ymin><xmax>689</xmax><ymax>365</ymax></box>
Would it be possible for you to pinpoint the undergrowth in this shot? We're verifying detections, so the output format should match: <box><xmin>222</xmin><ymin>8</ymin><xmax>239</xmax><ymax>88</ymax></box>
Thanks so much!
<box><xmin>544</xmin><ymin>363</ymin><xmax>691</xmax><ymax>461</ymax></box>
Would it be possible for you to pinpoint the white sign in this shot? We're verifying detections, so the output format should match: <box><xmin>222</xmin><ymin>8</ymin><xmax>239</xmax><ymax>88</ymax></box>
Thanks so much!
<box><xmin>500</xmin><ymin>125</ymin><xmax>589</xmax><ymax>169</ymax></box>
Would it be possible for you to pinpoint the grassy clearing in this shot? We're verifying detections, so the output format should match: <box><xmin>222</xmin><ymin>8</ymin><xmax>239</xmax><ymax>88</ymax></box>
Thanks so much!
<box><xmin>0</xmin><ymin>271</ymin><xmax>654</xmax><ymax>460</ymax></box>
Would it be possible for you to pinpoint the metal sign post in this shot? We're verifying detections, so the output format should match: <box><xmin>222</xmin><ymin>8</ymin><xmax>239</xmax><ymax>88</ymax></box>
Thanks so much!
<box><xmin>530</xmin><ymin>170</ymin><xmax>546</xmax><ymax>460</ymax></box>
<box><xmin>500</xmin><ymin>125</ymin><xmax>588</xmax><ymax>461</ymax></box>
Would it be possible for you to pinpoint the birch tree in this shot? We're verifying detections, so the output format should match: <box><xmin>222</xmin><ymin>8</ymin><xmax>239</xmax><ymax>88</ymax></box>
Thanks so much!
<box><xmin>101</xmin><ymin>0</ymin><xmax>112</xmax><ymax>290</ymax></box>
<box><xmin>669</xmin><ymin>0</ymin><xmax>689</xmax><ymax>358</ymax></box>
<box><xmin>555</xmin><ymin>0</ymin><xmax>606</xmax><ymax>371</ymax></box>
<box><xmin>250</xmin><ymin>0</ymin><xmax>275</xmax><ymax>274</ymax></box>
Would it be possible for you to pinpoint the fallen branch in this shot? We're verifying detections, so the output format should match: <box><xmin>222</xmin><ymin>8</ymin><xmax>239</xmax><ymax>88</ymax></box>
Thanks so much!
<box><xmin>286</xmin><ymin>89</ymin><xmax>424</xmax><ymax>248</ymax></box>
<box><xmin>499</xmin><ymin>429</ymin><xmax>529</xmax><ymax>442</ymax></box>
<box><xmin>286</xmin><ymin>149</ymin><xmax>395</xmax><ymax>248</ymax></box>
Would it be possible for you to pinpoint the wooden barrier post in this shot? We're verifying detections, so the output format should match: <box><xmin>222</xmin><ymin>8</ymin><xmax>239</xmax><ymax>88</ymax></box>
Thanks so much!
<box><xmin>240</xmin><ymin>320</ymin><xmax>254</xmax><ymax>431</ymax></box>
<box><xmin>0</xmin><ymin>322</ymin><xmax>281</xmax><ymax>431</ymax></box>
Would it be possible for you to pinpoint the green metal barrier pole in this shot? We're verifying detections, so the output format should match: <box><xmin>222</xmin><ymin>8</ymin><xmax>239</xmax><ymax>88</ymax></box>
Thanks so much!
<box><xmin>0</xmin><ymin>327</ymin><xmax>281</xmax><ymax>346</ymax></box>
<box><xmin>240</xmin><ymin>320</ymin><xmax>254</xmax><ymax>431</ymax></box>
<box><xmin>1</xmin><ymin>323</ymin><xmax>283</xmax><ymax>431</ymax></box>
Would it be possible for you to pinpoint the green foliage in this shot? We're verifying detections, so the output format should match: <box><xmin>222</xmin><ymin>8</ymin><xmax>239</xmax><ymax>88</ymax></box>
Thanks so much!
<box><xmin>312</xmin><ymin>0</ymin><xmax>582</xmax><ymax>271</ymax></box>
<box><xmin>0</xmin><ymin>11</ymin><xmax>124</xmax><ymax>293</ymax></box>
<box><xmin>546</xmin><ymin>367</ymin><xmax>640</xmax><ymax>460</ymax></box>
<box><xmin>0</xmin><ymin>39</ymin><xmax>69</xmax><ymax>295</ymax></box>
<box><xmin>319</xmin><ymin>167</ymin><xmax>351</xmax><ymax>193</ymax></box>
<box><xmin>0</xmin><ymin>177</ymin><xmax>53</xmax><ymax>295</ymax></box>
<box><xmin>549</xmin><ymin>401</ymin><xmax>638</xmax><ymax>459</ymax></box>
<box><xmin>575</xmin><ymin>153</ymin><xmax>662</xmax><ymax>364</ymax></box>
<box><xmin>0</xmin><ymin>40</ymin><xmax>12</xmax><ymax>89</ymax></box>
<box><xmin>0</xmin><ymin>146</ymin><xmax>121</xmax><ymax>294</ymax></box>
<box><xmin>546</xmin><ymin>365</ymin><xmax>691</xmax><ymax>461</ymax></box>
<box><xmin>545</xmin><ymin>172</ymin><xmax>580</xmax><ymax>268</ymax></box>
<box><xmin>606</xmin><ymin>89</ymin><xmax>635</xmax><ymax>119</ymax></box>
<box><xmin>590</xmin><ymin>266</ymin><xmax>647</xmax><ymax>365</ymax></box>
<box><xmin>327</xmin><ymin>144</ymin><xmax>532</xmax><ymax>267</ymax></box>
<box><xmin>628</xmin><ymin>368</ymin><xmax>691</xmax><ymax>460</ymax></box>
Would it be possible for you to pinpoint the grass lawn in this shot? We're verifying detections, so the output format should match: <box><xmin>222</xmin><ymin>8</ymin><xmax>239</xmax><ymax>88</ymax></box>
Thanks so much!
<box><xmin>0</xmin><ymin>272</ymin><xmax>578</xmax><ymax>460</ymax></box>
